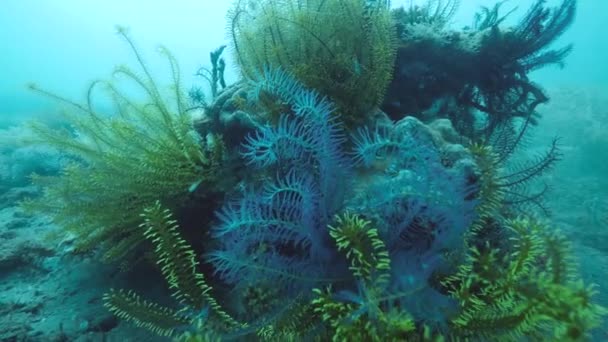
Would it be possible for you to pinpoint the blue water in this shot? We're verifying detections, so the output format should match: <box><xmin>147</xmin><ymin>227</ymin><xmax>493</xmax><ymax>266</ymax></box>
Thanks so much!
<box><xmin>1</xmin><ymin>0</ymin><xmax>607</xmax><ymax>120</ymax></box>
<box><xmin>1</xmin><ymin>0</ymin><xmax>606</xmax><ymax>118</ymax></box>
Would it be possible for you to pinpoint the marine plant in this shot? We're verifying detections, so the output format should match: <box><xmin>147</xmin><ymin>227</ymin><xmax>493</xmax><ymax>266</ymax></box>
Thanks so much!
<box><xmin>98</xmin><ymin>68</ymin><xmax>455</xmax><ymax>338</ymax></box>
<box><xmin>313</xmin><ymin>138</ymin><xmax>602</xmax><ymax>340</ymax></box>
<box><xmin>469</xmin><ymin>136</ymin><xmax>562</xmax><ymax>218</ymax></box>
<box><xmin>207</xmin><ymin>66</ymin><xmax>352</xmax><ymax>325</ymax></box>
<box><xmin>101</xmin><ymin>67</ymin><xmax>605</xmax><ymax>340</ymax></box>
<box><xmin>20</xmin><ymin>1</ymin><xmax>596</xmax><ymax>337</ymax></box>
<box><xmin>392</xmin><ymin>0</ymin><xmax>459</xmax><ymax>29</ymax></box>
<box><xmin>313</xmin><ymin>215</ymin><xmax>605</xmax><ymax>341</ymax></box>
<box><xmin>442</xmin><ymin>218</ymin><xmax>606</xmax><ymax>341</ymax></box>
<box><xmin>228</xmin><ymin>0</ymin><xmax>397</xmax><ymax>127</ymax></box>
<box><xmin>103</xmin><ymin>201</ymin><xmax>243</xmax><ymax>337</ymax></box>
<box><xmin>467</xmin><ymin>0</ymin><xmax>576</xmax><ymax>139</ymax></box>
<box><xmin>348</xmin><ymin>118</ymin><xmax>479</xmax><ymax>327</ymax></box>
<box><xmin>311</xmin><ymin>212</ymin><xmax>420</xmax><ymax>341</ymax></box>
<box><xmin>22</xmin><ymin>27</ymin><xmax>226</xmax><ymax>262</ymax></box>
<box><xmin>384</xmin><ymin>0</ymin><xmax>576</xmax><ymax>144</ymax></box>
<box><xmin>191</xmin><ymin>45</ymin><xmax>228</xmax><ymax>108</ymax></box>
<box><xmin>384</xmin><ymin>0</ymin><xmax>574</xmax><ymax>216</ymax></box>
<box><xmin>441</xmin><ymin>144</ymin><xmax>604</xmax><ymax>340</ymax></box>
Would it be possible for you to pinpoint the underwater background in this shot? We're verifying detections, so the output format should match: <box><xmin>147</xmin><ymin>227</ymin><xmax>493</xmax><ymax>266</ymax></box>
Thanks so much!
<box><xmin>1</xmin><ymin>0</ymin><xmax>607</xmax><ymax>340</ymax></box>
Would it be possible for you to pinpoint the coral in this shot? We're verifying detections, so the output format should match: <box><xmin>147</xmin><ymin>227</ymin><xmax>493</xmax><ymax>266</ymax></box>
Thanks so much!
<box><xmin>207</xmin><ymin>67</ymin><xmax>351</xmax><ymax>323</ymax></box>
<box><xmin>328</xmin><ymin>213</ymin><xmax>391</xmax><ymax>286</ymax></box>
<box><xmin>103</xmin><ymin>289</ymin><xmax>190</xmax><ymax>337</ymax></box>
<box><xmin>392</xmin><ymin>0</ymin><xmax>459</xmax><ymax>29</ymax></box>
<box><xmin>104</xmin><ymin>113</ymin><xmax>605</xmax><ymax>340</ymax></box>
<box><xmin>141</xmin><ymin>202</ymin><xmax>218</xmax><ymax>314</ymax></box>
<box><xmin>383</xmin><ymin>0</ymin><xmax>574</xmax><ymax>214</ymax></box>
<box><xmin>463</xmin><ymin>0</ymin><xmax>576</xmax><ymax>139</ymax></box>
<box><xmin>498</xmin><ymin>139</ymin><xmax>562</xmax><ymax>214</ymax></box>
<box><xmin>45</xmin><ymin>4</ymin><xmax>600</xmax><ymax>339</ymax></box>
<box><xmin>254</xmin><ymin>301</ymin><xmax>319</xmax><ymax>340</ymax></box>
<box><xmin>174</xmin><ymin>325</ymin><xmax>223</xmax><ymax>342</ymax></box>
<box><xmin>308</xmin><ymin>216</ymin><xmax>396</xmax><ymax>339</ymax></box>
<box><xmin>442</xmin><ymin>218</ymin><xmax>606</xmax><ymax>341</ymax></box>
<box><xmin>228</xmin><ymin>0</ymin><xmax>397</xmax><ymax>127</ymax></box>
<box><xmin>384</xmin><ymin>0</ymin><xmax>576</xmax><ymax>145</ymax></box>
<box><xmin>192</xmin><ymin>81</ymin><xmax>259</xmax><ymax>149</ymax></box>
<box><xmin>21</xmin><ymin>28</ymin><xmax>226</xmax><ymax>262</ymax></box>
<box><xmin>103</xmin><ymin>201</ymin><xmax>242</xmax><ymax>338</ymax></box>
<box><xmin>312</xmin><ymin>213</ymin><xmax>605</xmax><ymax>341</ymax></box>
<box><xmin>313</xmin><ymin>213</ymin><xmax>417</xmax><ymax>341</ymax></box>
<box><xmin>467</xmin><ymin>144</ymin><xmax>505</xmax><ymax>233</ymax></box>
<box><xmin>100</xmin><ymin>74</ymin><xmax>604</xmax><ymax>339</ymax></box>
<box><xmin>193</xmin><ymin>45</ymin><xmax>228</xmax><ymax>106</ymax></box>
<box><xmin>106</xmin><ymin>206</ymin><xmax>606</xmax><ymax>341</ymax></box>
<box><xmin>348</xmin><ymin>116</ymin><xmax>479</xmax><ymax>327</ymax></box>
<box><xmin>470</xmin><ymin>138</ymin><xmax>562</xmax><ymax>218</ymax></box>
